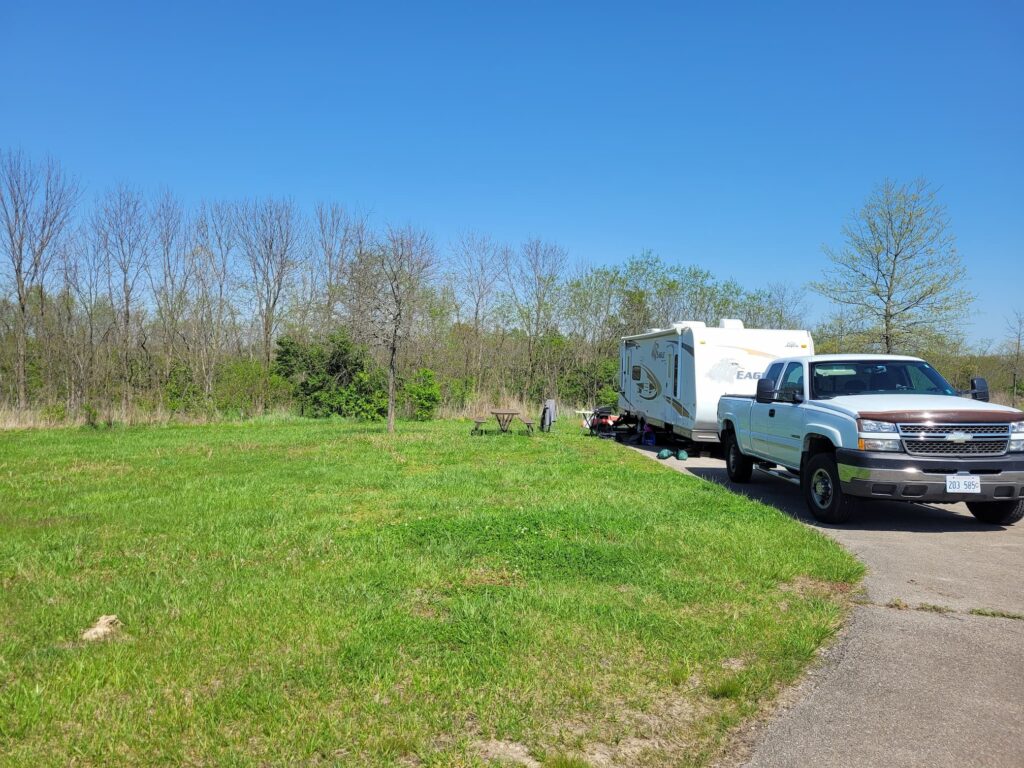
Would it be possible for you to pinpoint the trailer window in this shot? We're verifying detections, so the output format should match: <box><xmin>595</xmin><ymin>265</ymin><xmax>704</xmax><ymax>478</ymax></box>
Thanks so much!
<box><xmin>672</xmin><ymin>354</ymin><xmax>679</xmax><ymax>397</ymax></box>
<box><xmin>631</xmin><ymin>365</ymin><xmax>641</xmax><ymax>381</ymax></box>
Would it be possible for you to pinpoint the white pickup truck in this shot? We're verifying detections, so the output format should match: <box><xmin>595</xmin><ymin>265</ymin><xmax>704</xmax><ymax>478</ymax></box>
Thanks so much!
<box><xmin>717</xmin><ymin>354</ymin><xmax>1024</xmax><ymax>525</ymax></box>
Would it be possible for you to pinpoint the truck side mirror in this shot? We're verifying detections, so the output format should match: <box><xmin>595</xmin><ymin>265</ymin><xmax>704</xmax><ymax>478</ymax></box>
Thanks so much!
<box><xmin>970</xmin><ymin>377</ymin><xmax>990</xmax><ymax>402</ymax></box>
<box><xmin>755</xmin><ymin>378</ymin><xmax>776</xmax><ymax>404</ymax></box>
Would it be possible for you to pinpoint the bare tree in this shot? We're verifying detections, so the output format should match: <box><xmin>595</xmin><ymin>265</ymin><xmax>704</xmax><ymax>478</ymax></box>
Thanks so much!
<box><xmin>189</xmin><ymin>202</ymin><xmax>240</xmax><ymax>397</ymax></box>
<box><xmin>0</xmin><ymin>150</ymin><xmax>79</xmax><ymax>408</ymax></box>
<box><xmin>314</xmin><ymin>202</ymin><xmax>364</xmax><ymax>327</ymax></box>
<box><xmin>812</xmin><ymin>179</ymin><xmax>971</xmax><ymax>353</ymax></box>
<box><xmin>150</xmin><ymin>190</ymin><xmax>193</xmax><ymax>383</ymax></box>
<box><xmin>503</xmin><ymin>238</ymin><xmax>567</xmax><ymax>397</ymax></box>
<box><xmin>353</xmin><ymin>225</ymin><xmax>437</xmax><ymax>432</ymax></box>
<box><xmin>742</xmin><ymin>281</ymin><xmax>808</xmax><ymax>329</ymax></box>
<box><xmin>450</xmin><ymin>231</ymin><xmax>501</xmax><ymax>385</ymax></box>
<box><xmin>1005</xmin><ymin>309</ymin><xmax>1024</xmax><ymax>408</ymax></box>
<box><xmin>237</xmin><ymin>198</ymin><xmax>302</xmax><ymax>372</ymax></box>
<box><xmin>94</xmin><ymin>185</ymin><xmax>151</xmax><ymax>414</ymax></box>
<box><xmin>565</xmin><ymin>264</ymin><xmax>621</xmax><ymax>355</ymax></box>
<box><xmin>56</xmin><ymin>229</ymin><xmax>107</xmax><ymax>410</ymax></box>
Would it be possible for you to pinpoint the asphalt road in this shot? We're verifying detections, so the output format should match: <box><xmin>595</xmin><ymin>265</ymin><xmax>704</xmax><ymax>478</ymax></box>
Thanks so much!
<box><xmin>629</xmin><ymin>446</ymin><xmax>1024</xmax><ymax>768</ymax></box>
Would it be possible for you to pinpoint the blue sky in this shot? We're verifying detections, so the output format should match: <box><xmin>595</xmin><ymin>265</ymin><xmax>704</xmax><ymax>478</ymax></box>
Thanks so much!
<box><xmin>1</xmin><ymin>1</ymin><xmax>1021</xmax><ymax>341</ymax></box>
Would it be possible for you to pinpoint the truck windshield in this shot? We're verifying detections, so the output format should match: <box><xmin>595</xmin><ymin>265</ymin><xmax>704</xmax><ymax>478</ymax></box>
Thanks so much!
<box><xmin>810</xmin><ymin>360</ymin><xmax>957</xmax><ymax>399</ymax></box>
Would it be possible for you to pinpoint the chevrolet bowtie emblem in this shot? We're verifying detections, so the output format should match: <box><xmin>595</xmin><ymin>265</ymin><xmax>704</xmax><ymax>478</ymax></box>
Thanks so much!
<box><xmin>945</xmin><ymin>431</ymin><xmax>973</xmax><ymax>443</ymax></box>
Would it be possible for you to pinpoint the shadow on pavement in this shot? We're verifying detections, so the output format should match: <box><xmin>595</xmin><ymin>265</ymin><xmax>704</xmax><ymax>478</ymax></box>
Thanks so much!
<box><xmin>627</xmin><ymin>442</ymin><xmax>1008</xmax><ymax>534</ymax></box>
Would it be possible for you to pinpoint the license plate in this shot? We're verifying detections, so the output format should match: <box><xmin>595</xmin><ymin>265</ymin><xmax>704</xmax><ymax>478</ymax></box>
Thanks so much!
<box><xmin>946</xmin><ymin>475</ymin><xmax>981</xmax><ymax>494</ymax></box>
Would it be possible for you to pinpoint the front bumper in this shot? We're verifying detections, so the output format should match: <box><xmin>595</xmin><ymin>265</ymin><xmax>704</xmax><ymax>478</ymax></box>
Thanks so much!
<box><xmin>836</xmin><ymin>449</ymin><xmax>1024</xmax><ymax>503</ymax></box>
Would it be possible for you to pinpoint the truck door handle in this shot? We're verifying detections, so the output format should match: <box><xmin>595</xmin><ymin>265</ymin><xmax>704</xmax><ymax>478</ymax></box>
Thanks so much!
<box><xmin>768</xmin><ymin>409</ymin><xmax>776</xmax><ymax>417</ymax></box>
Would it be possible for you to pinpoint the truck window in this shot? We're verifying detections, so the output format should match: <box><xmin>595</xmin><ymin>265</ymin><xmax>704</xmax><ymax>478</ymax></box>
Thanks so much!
<box><xmin>763</xmin><ymin>362</ymin><xmax>784</xmax><ymax>386</ymax></box>
<box><xmin>672</xmin><ymin>354</ymin><xmax>679</xmax><ymax>397</ymax></box>
<box><xmin>810</xmin><ymin>360</ymin><xmax>956</xmax><ymax>398</ymax></box>
<box><xmin>631</xmin><ymin>365</ymin><xmax>641</xmax><ymax>381</ymax></box>
<box><xmin>779</xmin><ymin>362</ymin><xmax>804</xmax><ymax>396</ymax></box>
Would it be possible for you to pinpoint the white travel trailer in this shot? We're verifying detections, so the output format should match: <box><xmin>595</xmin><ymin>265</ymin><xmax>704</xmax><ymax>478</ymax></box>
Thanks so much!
<box><xmin>618</xmin><ymin>319</ymin><xmax>814</xmax><ymax>443</ymax></box>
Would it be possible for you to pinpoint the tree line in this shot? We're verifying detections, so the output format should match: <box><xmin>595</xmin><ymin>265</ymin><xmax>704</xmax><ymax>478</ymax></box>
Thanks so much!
<box><xmin>1</xmin><ymin>149</ymin><xmax>1022</xmax><ymax>426</ymax></box>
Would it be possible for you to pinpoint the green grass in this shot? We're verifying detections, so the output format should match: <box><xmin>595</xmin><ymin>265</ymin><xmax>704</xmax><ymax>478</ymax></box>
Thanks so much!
<box><xmin>0</xmin><ymin>418</ymin><xmax>862</xmax><ymax>766</ymax></box>
<box><xmin>969</xmin><ymin>607</ymin><xmax>1024</xmax><ymax>621</ymax></box>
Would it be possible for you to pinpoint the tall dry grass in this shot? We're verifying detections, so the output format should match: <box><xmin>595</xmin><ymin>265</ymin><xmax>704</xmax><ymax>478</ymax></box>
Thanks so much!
<box><xmin>0</xmin><ymin>404</ymin><xmax>297</xmax><ymax>431</ymax></box>
<box><xmin>437</xmin><ymin>395</ymin><xmax>579</xmax><ymax>421</ymax></box>
<box><xmin>1</xmin><ymin>393</ymin><xmax>593</xmax><ymax>431</ymax></box>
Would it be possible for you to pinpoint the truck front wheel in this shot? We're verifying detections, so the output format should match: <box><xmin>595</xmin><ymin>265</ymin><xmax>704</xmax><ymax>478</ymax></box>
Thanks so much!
<box><xmin>725</xmin><ymin>432</ymin><xmax>753</xmax><ymax>483</ymax></box>
<box><xmin>966</xmin><ymin>500</ymin><xmax>1024</xmax><ymax>526</ymax></box>
<box><xmin>802</xmin><ymin>453</ymin><xmax>855</xmax><ymax>524</ymax></box>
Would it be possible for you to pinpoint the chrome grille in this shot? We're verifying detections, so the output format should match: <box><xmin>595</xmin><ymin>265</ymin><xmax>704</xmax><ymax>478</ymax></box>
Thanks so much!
<box><xmin>899</xmin><ymin>424</ymin><xmax>1009</xmax><ymax>436</ymax></box>
<box><xmin>902</xmin><ymin>440</ymin><xmax>1008</xmax><ymax>456</ymax></box>
<box><xmin>898</xmin><ymin>423</ymin><xmax>1010</xmax><ymax>457</ymax></box>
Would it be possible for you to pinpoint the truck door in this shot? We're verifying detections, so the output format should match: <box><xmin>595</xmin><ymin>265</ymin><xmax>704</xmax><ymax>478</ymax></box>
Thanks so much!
<box><xmin>766</xmin><ymin>362</ymin><xmax>806</xmax><ymax>469</ymax></box>
<box><xmin>750</xmin><ymin>362</ymin><xmax>784</xmax><ymax>456</ymax></box>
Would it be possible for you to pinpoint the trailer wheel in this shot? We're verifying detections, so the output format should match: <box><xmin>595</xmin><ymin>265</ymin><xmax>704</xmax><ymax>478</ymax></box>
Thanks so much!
<box><xmin>725</xmin><ymin>432</ymin><xmax>753</xmax><ymax>483</ymax></box>
<box><xmin>966</xmin><ymin>500</ymin><xmax>1024</xmax><ymax>526</ymax></box>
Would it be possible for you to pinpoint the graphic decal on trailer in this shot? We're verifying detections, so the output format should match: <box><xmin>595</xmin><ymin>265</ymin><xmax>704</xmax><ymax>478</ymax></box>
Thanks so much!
<box><xmin>664</xmin><ymin>395</ymin><xmax>691</xmax><ymax>419</ymax></box>
<box><xmin>635</xmin><ymin>365</ymin><xmax>662</xmax><ymax>400</ymax></box>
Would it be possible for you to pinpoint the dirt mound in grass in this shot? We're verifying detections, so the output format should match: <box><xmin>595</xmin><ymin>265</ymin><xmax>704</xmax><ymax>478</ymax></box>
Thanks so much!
<box><xmin>81</xmin><ymin>614</ymin><xmax>122</xmax><ymax>642</ymax></box>
<box><xmin>474</xmin><ymin>739</ymin><xmax>540</xmax><ymax>767</ymax></box>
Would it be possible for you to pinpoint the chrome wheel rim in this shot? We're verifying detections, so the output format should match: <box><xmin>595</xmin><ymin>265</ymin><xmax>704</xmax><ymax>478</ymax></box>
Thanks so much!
<box><xmin>811</xmin><ymin>468</ymin><xmax>834</xmax><ymax>509</ymax></box>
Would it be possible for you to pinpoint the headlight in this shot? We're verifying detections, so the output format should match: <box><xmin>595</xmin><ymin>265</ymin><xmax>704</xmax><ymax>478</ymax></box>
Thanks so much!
<box><xmin>858</xmin><ymin>419</ymin><xmax>897</xmax><ymax>433</ymax></box>
<box><xmin>859</xmin><ymin>437</ymin><xmax>903</xmax><ymax>452</ymax></box>
<box><xmin>1011</xmin><ymin>422</ymin><xmax>1024</xmax><ymax>452</ymax></box>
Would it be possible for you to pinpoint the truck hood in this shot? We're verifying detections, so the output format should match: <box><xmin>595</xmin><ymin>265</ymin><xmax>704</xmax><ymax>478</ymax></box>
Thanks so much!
<box><xmin>813</xmin><ymin>394</ymin><xmax>1024</xmax><ymax>423</ymax></box>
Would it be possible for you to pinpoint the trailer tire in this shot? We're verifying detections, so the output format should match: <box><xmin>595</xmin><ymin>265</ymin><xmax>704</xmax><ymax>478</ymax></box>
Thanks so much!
<box><xmin>725</xmin><ymin>432</ymin><xmax>753</xmax><ymax>483</ymax></box>
<box><xmin>966</xmin><ymin>500</ymin><xmax>1024</xmax><ymax>526</ymax></box>
<box><xmin>802</xmin><ymin>453</ymin><xmax>855</xmax><ymax>524</ymax></box>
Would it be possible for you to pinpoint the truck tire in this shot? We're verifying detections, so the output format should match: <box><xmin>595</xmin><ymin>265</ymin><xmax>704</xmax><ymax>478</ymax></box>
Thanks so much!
<box><xmin>802</xmin><ymin>453</ymin><xmax>855</xmax><ymax>524</ymax></box>
<box><xmin>725</xmin><ymin>432</ymin><xmax>753</xmax><ymax>483</ymax></box>
<box><xmin>966</xmin><ymin>500</ymin><xmax>1024</xmax><ymax>526</ymax></box>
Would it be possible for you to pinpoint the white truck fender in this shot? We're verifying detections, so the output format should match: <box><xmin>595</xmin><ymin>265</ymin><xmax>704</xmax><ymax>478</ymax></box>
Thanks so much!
<box><xmin>802</xmin><ymin>422</ymin><xmax>845</xmax><ymax>454</ymax></box>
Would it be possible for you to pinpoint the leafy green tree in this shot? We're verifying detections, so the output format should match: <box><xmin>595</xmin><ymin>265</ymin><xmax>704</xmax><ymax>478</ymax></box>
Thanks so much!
<box><xmin>812</xmin><ymin>179</ymin><xmax>972</xmax><ymax>353</ymax></box>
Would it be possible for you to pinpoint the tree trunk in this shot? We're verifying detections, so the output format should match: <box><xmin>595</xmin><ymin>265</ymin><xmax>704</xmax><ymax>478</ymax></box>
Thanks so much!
<box><xmin>387</xmin><ymin>333</ymin><xmax>398</xmax><ymax>434</ymax></box>
<box><xmin>14</xmin><ymin>299</ymin><xmax>28</xmax><ymax>410</ymax></box>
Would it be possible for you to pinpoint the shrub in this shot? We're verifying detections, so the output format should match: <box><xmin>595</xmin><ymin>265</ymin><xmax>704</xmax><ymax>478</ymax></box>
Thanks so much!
<box><xmin>40</xmin><ymin>403</ymin><xmax>67</xmax><ymax>423</ymax></box>
<box><xmin>273</xmin><ymin>331</ymin><xmax>387</xmax><ymax>420</ymax></box>
<box><xmin>163</xmin><ymin>362</ymin><xmax>203</xmax><ymax>414</ymax></box>
<box><xmin>403</xmin><ymin>369</ymin><xmax>441</xmax><ymax>420</ymax></box>
<box><xmin>214</xmin><ymin>360</ymin><xmax>291</xmax><ymax>418</ymax></box>
<box><xmin>596</xmin><ymin>384</ymin><xmax>619</xmax><ymax>408</ymax></box>
<box><xmin>558</xmin><ymin>357</ymin><xmax>619</xmax><ymax>406</ymax></box>
<box><xmin>443</xmin><ymin>376</ymin><xmax>474</xmax><ymax>410</ymax></box>
<box><xmin>82</xmin><ymin>404</ymin><xmax>99</xmax><ymax>428</ymax></box>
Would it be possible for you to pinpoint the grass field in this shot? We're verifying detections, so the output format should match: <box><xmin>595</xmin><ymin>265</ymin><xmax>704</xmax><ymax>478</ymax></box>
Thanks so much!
<box><xmin>0</xmin><ymin>418</ymin><xmax>862</xmax><ymax>767</ymax></box>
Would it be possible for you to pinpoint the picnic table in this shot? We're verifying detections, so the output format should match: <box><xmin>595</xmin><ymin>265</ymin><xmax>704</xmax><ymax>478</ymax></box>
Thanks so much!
<box><xmin>490</xmin><ymin>410</ymin><xmax>520</xmax><ymax>433</ymax></box>
<box><xmin>471</xmin><ymin>409</ymin><xmax>535</xmax><ymax>435</ymax></box>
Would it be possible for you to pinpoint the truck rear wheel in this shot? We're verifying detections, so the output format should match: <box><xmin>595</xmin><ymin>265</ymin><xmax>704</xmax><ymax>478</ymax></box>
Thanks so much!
<box><xmin>966</xmin><ymin>500</ymin><xmax>1024</xmax><ymax>526</ymax></box>
<box><xmin>802</xmin><ymin>453</ymin><xmax>855</xmax><ymax>524</ymax></box>
<box><xmin>725</xmin><ymin>432</ymin><xmax>753</xmax><ymax>483</ymax></box>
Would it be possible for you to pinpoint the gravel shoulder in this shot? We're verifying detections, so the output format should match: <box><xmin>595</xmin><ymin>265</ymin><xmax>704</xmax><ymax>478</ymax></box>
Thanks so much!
<box><xmin>631</xmin><ymin>447</ymin><xmax>1024</xmax><ymax>768</ymax></box>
